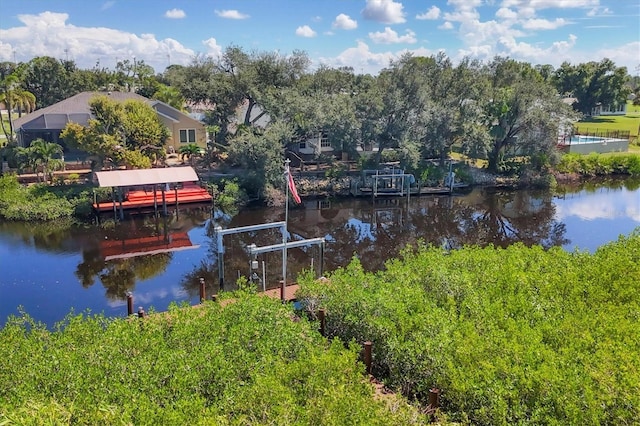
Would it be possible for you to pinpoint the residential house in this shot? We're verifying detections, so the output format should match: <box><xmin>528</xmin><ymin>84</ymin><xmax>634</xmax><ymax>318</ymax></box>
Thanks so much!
<box><xmin>12</xmin><ymin>91</ymin><xmax>206</xmax><ymax>158</ymax></box>
<box><xmin>590</xmin><ymin>102</ymin><xmax>627</xmax><ymax>116</ymax></box>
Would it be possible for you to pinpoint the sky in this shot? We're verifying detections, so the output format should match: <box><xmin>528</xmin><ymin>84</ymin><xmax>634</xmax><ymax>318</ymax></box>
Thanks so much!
<box><xmin>0</xmin><ymin>0</ymin><xmax>638</xmax><ymax>75</ymax></box>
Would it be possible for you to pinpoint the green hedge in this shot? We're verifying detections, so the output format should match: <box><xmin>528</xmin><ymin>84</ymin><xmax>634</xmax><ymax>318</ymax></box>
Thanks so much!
<box><xmin>298</xmin><ymin>233</ymin><xmax>640</xmax><ymax>424</ymax></box>
<box><xmin>557</xmin><ymin>153</ymin><xmax>640</xmax><ymax>176</ymax></box>
<box><xmin>0</xmin><ymin>290</ymin><xmax>426</xmax><ymax>424</ymax></box>
<box><xmin>0</xmin><ymin>175</ymin><xmax>97</xmax><ymax>221</ymax></box>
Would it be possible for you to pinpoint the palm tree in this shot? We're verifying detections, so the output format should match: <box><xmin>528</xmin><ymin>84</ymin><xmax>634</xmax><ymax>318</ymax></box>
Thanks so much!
<box><xmin>179</xmin><ymin>143</ymin><xmax>201</xmax><ymax>166</ymax></box>
<box><xmin>30</xmin><ymin>138</ymin><xmax>63</xmax><ymax>183</ymax></box>
<box><xmin>153</xmin><ymin>84</ymin><xmax>186</xmax><ymax>111</ymax></box>
<box><xmin>0</xmin><ymin>73</ymin><xmax>37</xmax><ymax>143</ymax></box>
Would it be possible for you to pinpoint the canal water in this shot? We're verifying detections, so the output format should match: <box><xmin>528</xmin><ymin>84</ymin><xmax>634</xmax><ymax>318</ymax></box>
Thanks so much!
<box><xmin>1</xmin><ymin>178</ymin><xmax>639</xmax><ymax>328</ymax></box>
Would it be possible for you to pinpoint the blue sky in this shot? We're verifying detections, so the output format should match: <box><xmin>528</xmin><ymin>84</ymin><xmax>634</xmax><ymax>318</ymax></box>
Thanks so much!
<box><xmin>0</xmin><ymin>0</ymin><xmax>638</xmax><ymax>75</ymax></box>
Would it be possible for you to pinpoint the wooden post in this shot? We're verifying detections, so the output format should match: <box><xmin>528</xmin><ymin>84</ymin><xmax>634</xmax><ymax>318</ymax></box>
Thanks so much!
<box><xmin>161</xmin><ymin>186</ymin><xmax>167</xmax><ymax>216</ymax></box>
<box><xmin>428</xmin><ymin>388</ymin><xmax>440</xmax><ymax>409</ymax></box>
<box><xmin>137</xmin><ymin>306</ymin><xmax>145</xmax><ymax>318</ymax></box>
<box><xmin>364</xmin><ymin>341</ymin><xmax>372</xmax><ymax>375</ymax></box>
<box><xmin>318</xmin><ymin>308</ymin><xmax>326</xmax><ymax>337</ymax></box>
<box><xmin>127</xmin><ymin>292</ymin><xmax>133</xmax><ymax>316</ymax></box>
<box><xmin>279</xmin><ymin>279</ymin><xmax>285</xmax><ymax>302</ymax></box>
<box><xmin>199</xmin><ymin>277</ymin><xmax>206</xmax><ymax>303</ymax></box>
<box><xmin>428</xmin><ymin>388</ymin><xmax>440</xmax><ymax>421</ymax></box>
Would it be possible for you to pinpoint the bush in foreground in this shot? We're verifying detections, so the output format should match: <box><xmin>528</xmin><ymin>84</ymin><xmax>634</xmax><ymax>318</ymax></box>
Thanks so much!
<box><xmin>0</xmin><ymin>290</ymin><xmax>426</xmax><ymax>425</ymax></box>
<box><xmin>298</xmin><ymin>232</ymin><xmax>640</xmax><ymax>424</ymax></box>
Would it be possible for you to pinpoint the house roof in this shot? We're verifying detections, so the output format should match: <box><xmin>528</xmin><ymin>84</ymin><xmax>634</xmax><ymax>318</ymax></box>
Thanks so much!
<box><xmin>12</xmin><ymin>91</ymin><xmax>195</xmax><ymax>131</ymax></box>
<box><xmin>94</xmin><ymin>166</ymin><xmax>200</xmax><ymax>188</ymax></box>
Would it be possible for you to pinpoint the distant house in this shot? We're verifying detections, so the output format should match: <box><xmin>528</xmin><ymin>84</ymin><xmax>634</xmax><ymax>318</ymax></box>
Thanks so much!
<box><xmin>12</xmin><ymin>91</ymin><xmax>206</xmax><ymax>157</ymax></box>
<box><xmin>590</xmin><ymin>102</ymin><xmax>627</xmax><ymax>116</ymax></box>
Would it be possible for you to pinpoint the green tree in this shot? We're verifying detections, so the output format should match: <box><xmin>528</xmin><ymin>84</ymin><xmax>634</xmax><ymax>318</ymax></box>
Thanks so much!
<box><xmin>21</xmin><ymin>56</ymin><xmax>80</xmax><ymax>107</ymax></box>
<box><xmin>60</xmin><ymin>95</ymin><xmax>168</xmax><ymax>170</ymax></box>
<box><xmin>0</xmin><ymin>63</ymin><xmax>37</xmax><ymax>143</ymax></box>
<box><xmin>152</xmin><ymin>84</ymin><xmax>186</xmax><ymax>110</ymax></box>
<box><xmin>480</xmin><ymin>58</ymin><xmax>576</xmax><ymax>172</ymax></box>
<box><xmin>553</xmin><ymin>59</ymin><xmax>630</xmax><ymax>115</ymax></box>
<box><xmin>227</xmin><ymin>121</ymin><xmax>290</xmax><ymax>197</ymax></box>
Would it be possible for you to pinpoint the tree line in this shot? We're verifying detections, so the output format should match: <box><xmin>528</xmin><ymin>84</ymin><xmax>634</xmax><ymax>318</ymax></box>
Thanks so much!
<box><xmin>1</xmin><ymin>50</ymin><xmax>635</xmax><ymax>197</ymax></box>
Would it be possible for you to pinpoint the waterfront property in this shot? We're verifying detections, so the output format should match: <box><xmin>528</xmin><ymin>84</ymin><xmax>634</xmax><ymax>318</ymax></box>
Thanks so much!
<box><xmin>12</xmin><ymin>91</ymin><xmax>207</xmax><ymax>158</ymax></box>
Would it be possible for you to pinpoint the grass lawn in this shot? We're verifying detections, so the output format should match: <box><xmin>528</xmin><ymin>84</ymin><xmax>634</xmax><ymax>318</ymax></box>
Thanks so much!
<box><xmin>574</xmin><ymin>101</ymin><xmax>640</xmax><ymax>142</ymax></box>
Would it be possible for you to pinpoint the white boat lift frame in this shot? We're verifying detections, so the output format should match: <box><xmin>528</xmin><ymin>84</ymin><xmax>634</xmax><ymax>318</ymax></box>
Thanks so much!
<box><xmin>214</xmin><ymin>221</ymin><xmax>325</xmax><ymax>301</ymax></box>
<box><xmin>248</xmin><ymin>237</ymin><xmax>325</xmax><ymax>299</ymax></box>
<box><xmin>214</xmin><ymin>221</ymin><xmax>287</xmax><ymax>290</ymax></box>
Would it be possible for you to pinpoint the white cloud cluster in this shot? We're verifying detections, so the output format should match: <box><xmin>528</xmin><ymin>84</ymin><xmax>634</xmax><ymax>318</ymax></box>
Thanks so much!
<box><xmin>361</xmin><ymin>0</ymin><xmax>406</xmax><ymax>24</ymax></box>
<box><xmin>296</xmin><ymin>25</ymin><xmax>317</xmax><ymax>38</ymax></box>
<box><xmin>369</xmin><ymin>27</ymin><xmax>416</xmax><ymax>44</ymax></box>
<box><xmin>165</xmin><ymin>8</ymin><xmax>186</xmax><ymax>19</ymax></box>
<box><xmin>214</xmin><ymin>9</ymin><xmax>249</xmax><ymax>20</ymax></box>
<box><xmin>416</xmin><ymin>6</ymin><xmax>440</xmax><ymax>20</ymax></box>
<box><xmin>0</xmin><ymin>11</ymin><xmax>195</xmax><ymax>71</ymax></box>
<box><xmin>333</xmin><ymin>13</ymin><xmax>357</xmax><ymax>30</ymax></box>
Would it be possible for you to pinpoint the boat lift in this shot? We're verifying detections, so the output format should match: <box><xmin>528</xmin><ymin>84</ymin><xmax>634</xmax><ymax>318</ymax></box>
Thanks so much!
<box><xmin>248</xmin><ymin>237</ymin><xmax>325</xmax><ymax>301</ymax></box>
<box><xmin>214</xmin><ymin>221</ymin><xmax>286</xmax><ymax>290</ymax></box>
<box><xmin>214</xmin><ymin>221</ymin><xmax>325</xmax><ymax>301</ymax></box>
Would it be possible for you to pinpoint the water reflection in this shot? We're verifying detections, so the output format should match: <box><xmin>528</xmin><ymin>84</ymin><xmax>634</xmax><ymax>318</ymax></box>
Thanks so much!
<box><xmin>1</xmin><ymin>178</ymin><xmax>639</xmax><ymax>327</ymax></box>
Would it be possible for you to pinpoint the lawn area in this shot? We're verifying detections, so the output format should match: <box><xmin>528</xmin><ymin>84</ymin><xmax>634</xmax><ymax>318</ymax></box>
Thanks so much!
<box><xmin>574</xmin><ymin>101</ymin><xmax>640</xmax><ymax>143</ymax></box>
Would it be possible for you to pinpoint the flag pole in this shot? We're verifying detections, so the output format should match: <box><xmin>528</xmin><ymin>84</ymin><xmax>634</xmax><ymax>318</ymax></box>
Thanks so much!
<box><xmin>282</xmin><ymin>158</ymin><xmax>290</xmax><ymax>302</ymax></box>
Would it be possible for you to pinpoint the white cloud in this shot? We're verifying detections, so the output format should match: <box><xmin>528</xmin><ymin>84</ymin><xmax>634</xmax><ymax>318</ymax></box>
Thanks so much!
<box><xmin>214</xmin><ymin>10</ymin><xmax>249</xmax><ymax>20</ymax></box>
<box><xmin>0</xmin><ymin>12</ymin><xmax>195</xmax><ymax>72</ymax></box>
<box><xmin>318</xmin><ymin>40</ymin><xmax>433</xmax><ymax>75</ymax></box>
<box><xmin>295</xmin><ymin>25</ymin><xmax>317</xmax><ymax>38</ymax></box>
<box><xmin>202</xmin><ymin>37</ymin><xmax>222</xmax><ymax>58</ymax></box>
<box><xmin>495</xmin><ymin>33</ymin><xmax>578</xmax><ymax>64</ymax></box>
<box><xmin>369</xmin><ymin>27</ymin><xmax>417</xmax><ymax>44</ymax></box>
<box><xmin>417</xmin><ymin>6</ymin><xmax>440</xmax><ymax>20</ymax></box>
<box><xmin>439</xmin><ymin>21</ymin><xmax>454</xmax><ymax>30</ymax></box>
<box><xmin>333</xmin><ymin>13</ymin><xmax>358</xmax><ymax>30</ymax></box>
<box><xmin>165</xmin><ymin>9</ymin><xmax>186</xmax><ymax>19</ymax></box>
<box><xmin>101</xmin><ymin>1</ymin><xmax>115</xmax><ymax>11</ymax></box>
<box><xmin>587</xmin><ymin>7</ymin><xmax>613</xmax><ymax>17</ymax></box>
<box><xmin>501</xmin><ymin>0</ymin><xmax>598</xmax><ymax>9</ymax></box>
<box><xmin>362</xmin><ymin>0</ymin><xmax>406</xmax><ymax>24</ymax></box>
<box><xmin>521</xmin><ymin>18</ymin><xmax>569</xmax><ymax>30</ymax></box>
<box><xmin>596</xmin><ymin>41</ymin><xmax>640</xmax><ymax>72</ymax></box>
<box><xmin>496</xmin><ymin>7</ymin><xmax>518</xmax><ymax>20</ymax></box>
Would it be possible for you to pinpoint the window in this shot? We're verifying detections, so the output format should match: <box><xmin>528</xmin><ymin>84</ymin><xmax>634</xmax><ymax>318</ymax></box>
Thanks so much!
<box><xmin>320</xmin><ymin>133</ymin><xmax>331</xmax><ymax>148</ymax></box>
<box><xmin>299</xmin><ymin>142</ymin><xmax>307</xmax><ymax>149</ymax></box>
<box><xmin>179</xmin><ymin>129</ymin><xmax>196</xmax><ymax>143</ymax></box>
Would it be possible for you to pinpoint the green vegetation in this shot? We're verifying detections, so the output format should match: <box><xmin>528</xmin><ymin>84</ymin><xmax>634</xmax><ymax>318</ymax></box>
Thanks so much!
<box><xmin>298</xmin><ymin>233</ymin><xmax>640</xmax><ymax>424</ymax></box>
<box><xmin>557</xmin><ymin>152</ymin><xmax>640</xmax><ymax>176</ymax></box>
<box><xmin>0</xmin><ymin>174</ymin><xmax>96</xmax><ymax>220</ymax></box>
<box><xmin>0</xmin><ymin>290</ymin><xmax>426</xmax><ymax>424</ymax></box>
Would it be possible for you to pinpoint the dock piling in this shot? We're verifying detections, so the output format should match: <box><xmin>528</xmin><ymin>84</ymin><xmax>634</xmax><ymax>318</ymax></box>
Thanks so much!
<box><xmin>127</xmin><ymin>292</ymin><xmax>133</xmax><ymax>316</ymax></box>
<box><xmin>199</xmin><ymin>277</ymin><xmax>206</xmax><ymax>303</ymax></box>
<box><xmin>364</xmin><ymin>341</ymin><xmax>372</xmax><ymax>375</ymax></box>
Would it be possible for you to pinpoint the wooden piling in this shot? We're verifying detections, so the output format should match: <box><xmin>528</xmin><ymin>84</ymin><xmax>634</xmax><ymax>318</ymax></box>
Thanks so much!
<box><xmin>364</xmin><ymin>341</ymin><xmax>372</xmax><ymax>375</ymax></box>
<box><xmin>127</xmin><ymin>293</ymin><xmax>133</xmax><ymax>316</ymax></box>
<box><xmin>137</xmin><ymin>306</ymin><xmax>145</xmax><ymax>318</ymax></box>
<box><xmin>318</xmin><ymin>308</ymin><xmax>326</xmax><ymax>337</ymax></box>
<box><xmin>199</xmin><ymin>277</ymin><xmax>206</xmax><ymax>303</ymax></box>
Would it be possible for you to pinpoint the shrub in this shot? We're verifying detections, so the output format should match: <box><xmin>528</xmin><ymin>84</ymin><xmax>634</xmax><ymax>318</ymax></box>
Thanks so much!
<box><xmin>298</xmin><ymin>234</ymin><xmax>640</xmax><ymax>424</ymax></box>
<box><xmin>0</xmin><ymin>292</ymin><xmax>426</xmax><ymax>424</ymax></box>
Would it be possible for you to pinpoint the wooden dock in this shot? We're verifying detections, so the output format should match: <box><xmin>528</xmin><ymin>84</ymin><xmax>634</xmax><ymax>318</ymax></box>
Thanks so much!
<box><xmin>261</xmin><ymin>284</ymin><xmax>301</xmax><ymax>302</ymax></box>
